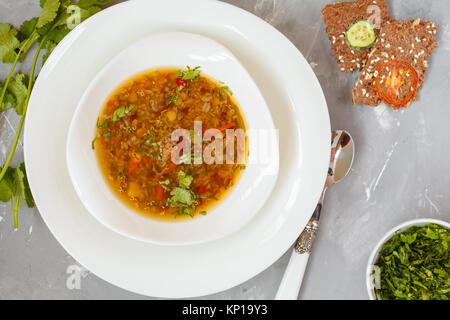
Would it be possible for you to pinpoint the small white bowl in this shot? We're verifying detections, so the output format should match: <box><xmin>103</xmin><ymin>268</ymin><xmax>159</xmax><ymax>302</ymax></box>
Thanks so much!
<box><xmin>66</xmin><ymin>32</ymin><xmax>279</xmax><ymax>245</ymax></box>
<box><xmin>366</xmin><ymin>218</ymin><xmax>450</xmax><ymax>300</ymax></box>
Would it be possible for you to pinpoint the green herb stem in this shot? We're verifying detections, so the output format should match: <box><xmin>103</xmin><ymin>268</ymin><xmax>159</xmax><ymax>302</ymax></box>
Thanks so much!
<box><xmin>0</xmin><ymin>32</ymin><xmax>50</xmax><ymax>182</ymax></box>
<box><xmin>0</xmin><ymin>34</ymin><xmax>33</xmax><ymax>109</ymax></box>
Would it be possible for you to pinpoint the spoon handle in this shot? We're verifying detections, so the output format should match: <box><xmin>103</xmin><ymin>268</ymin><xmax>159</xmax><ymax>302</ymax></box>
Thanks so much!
<box><xmin>275</xmin><ymin>214</ymin><xmax>320</xmax><ymax>300</ymax></box>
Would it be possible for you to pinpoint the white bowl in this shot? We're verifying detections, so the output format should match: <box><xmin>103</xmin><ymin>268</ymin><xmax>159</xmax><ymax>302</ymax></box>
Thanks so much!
<box><xmin>366</xmin><ymin>218</ymin><xmax>450</xmax><ymax>300</ymax></box>
<box><xmin>66</xmin><ymin>32</ymin><xmax>279</xmax><ymax>245</ymax></box>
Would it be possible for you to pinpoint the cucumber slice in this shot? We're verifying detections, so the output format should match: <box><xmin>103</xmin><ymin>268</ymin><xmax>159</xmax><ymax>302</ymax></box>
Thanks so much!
<box><xmin>345</xmin><ymin>20</ymin><xmax>377</xmax><ymax>49</ymax></box>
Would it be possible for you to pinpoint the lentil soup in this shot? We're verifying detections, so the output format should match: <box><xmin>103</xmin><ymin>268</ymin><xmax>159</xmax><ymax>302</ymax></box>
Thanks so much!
<box><xmin>93</xmin><ymin>67</ymin><xmax>247</xmax><ymax>220</ymax></box>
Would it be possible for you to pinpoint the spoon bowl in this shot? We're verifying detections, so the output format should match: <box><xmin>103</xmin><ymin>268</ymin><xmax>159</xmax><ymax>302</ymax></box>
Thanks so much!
<box><xmin>330</xmin><ymin>130</ymin><xmax>355</xmax><ymax>185</ymax></box>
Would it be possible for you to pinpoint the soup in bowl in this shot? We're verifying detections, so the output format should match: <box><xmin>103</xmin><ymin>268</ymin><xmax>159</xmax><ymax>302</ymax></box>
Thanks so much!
<box><xmin>93</xmin><ymin>67</ymin><xmax>248</xmax><ymax>220</ymax></box>
<box><xmin>67</xmin><ymin>32</ymin><xmax>278</xmax><ymax>245</ymax></box>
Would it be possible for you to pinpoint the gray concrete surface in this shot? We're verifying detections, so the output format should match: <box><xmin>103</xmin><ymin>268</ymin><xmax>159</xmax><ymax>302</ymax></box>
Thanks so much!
<box><xmin>1</xmin><ymin>0</ymin><xmax>449</xmax><ymax>299</ymax></box>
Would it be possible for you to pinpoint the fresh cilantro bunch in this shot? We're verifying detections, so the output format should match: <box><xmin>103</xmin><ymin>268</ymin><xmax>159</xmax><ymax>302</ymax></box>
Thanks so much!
<box><xmin>374</xmin><ymin>223</ymin><xmax>450</xmax><ymax>300</ymax></box>
<box><xmin>0</xmin><ymin>0</ymin><xmax>111</xmax><ymax>228</ymax></box>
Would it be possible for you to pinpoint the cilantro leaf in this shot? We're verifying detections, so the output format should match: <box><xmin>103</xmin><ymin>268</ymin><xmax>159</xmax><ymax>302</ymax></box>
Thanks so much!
<box><xmin>36</xmin><ymin>0</ymin><xmax>61</xmax><ymax>29</ymax></box>
<box><xmin>218</xmin><ymin>85</ymin><xmax>233</xmax><ymax>96</ymax></box>
<box><xmin>175</xmin><ymin>206</ymin><xmax>195</xmax><ymax>218</ymax></box>
<box><xmin>112</xmin><ymin>105</ymin><xmax>135</xmax><ymax>122</ymax></box>
<box><xmin>54</xmin><ymin>4</ymin><xmax>101</xmax><ymax>28</ymax></box>
<box><xmin>165</xmin><ymin>92</ymin><xmax>179</xmax><ymax>106</ymax></box>
<box><xmin>76</xmin><ymin>0</ymin><xmax>112</xmax><ymax>8</ymax></box>
<box><xmin>0</xmin><ymin>163</ymin><xmax>34</xmax><ymax>228</ymax></box>
<box><xmin>177</xmin><ymin>170</ymin><xmax>193</xmax><ymax>189</ymax></box>
<box><xmin>18</xmin><ymin>18</ymin><xmax>38</xmax><ymax>41</ymax></box>
<box><xmin>0</xmin><ymin>82</ymin><xmax>16</xmax><ymax>112</ymax></box>
<box><xmin>177</xmin><ymin>66</ymin><xmax>201</xmax><ymax>82</ymax></box>
<box><xmin>0</xmin><ymin>166</ymin><xmax>17</xmax><ymax>202</ymax></box>
<box><xmin>167</xmin><ymin>187</ymin><xmax>196</xmax><ymax>208</ymax></box>
<box><xmin>0</xmin><ymin>23</ymin><xmax>20</xmax><ymax>63</ymax></box>
<box><xmin>7</xmin><ymin>73</ymin><xmax>28</xmax><ymax>115</ymax></box>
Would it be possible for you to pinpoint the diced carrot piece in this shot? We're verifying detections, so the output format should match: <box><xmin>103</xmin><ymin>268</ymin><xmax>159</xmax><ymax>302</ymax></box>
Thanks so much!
<box><xmin>128</xmin><ymin>162</ymin><xmax>139</xmax><ymax>175</ymax></box>
<box><xmin>163</xmin><ymin>162</ymin><xmax>176</xmax><ymax>174</ymax></box>
<box><xmin>217</xmin><ymin>122</ymin><xmax>236</xmax><ymax>131</ymax></box>
<box><xmin>156</xmin><ymin>184</ymin><xmax>164</xmax><ymax>200</ymax></box>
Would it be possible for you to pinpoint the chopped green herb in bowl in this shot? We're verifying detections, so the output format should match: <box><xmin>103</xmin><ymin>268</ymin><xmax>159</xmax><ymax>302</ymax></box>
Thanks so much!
<box><xmin>367</xmin><ymin>219</ymin><xmax>449</xmax><ymax>300</ymax></box>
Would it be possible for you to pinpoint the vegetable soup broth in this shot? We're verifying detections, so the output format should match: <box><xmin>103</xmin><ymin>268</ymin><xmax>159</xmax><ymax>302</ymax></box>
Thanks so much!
<box><xmin>94</xmin><ymin>68</ymin><xmax>247</xmax><ymax>220</ymax></box>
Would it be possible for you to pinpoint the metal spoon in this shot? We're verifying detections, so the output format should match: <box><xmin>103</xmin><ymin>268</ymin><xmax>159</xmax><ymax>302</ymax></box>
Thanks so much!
<box><xmin>275</xmin><ymin>130</ymin><xmax>355</xmax><ymax>300</ymax></box>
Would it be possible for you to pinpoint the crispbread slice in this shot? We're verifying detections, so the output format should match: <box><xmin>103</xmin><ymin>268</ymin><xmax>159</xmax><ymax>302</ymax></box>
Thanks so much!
<box><xmin>351</xmin><ymin>19</ymin><xmax>438</xmax><ymax>107</ymax></box>
<box><xmin>322</xmin><ymin>0</ymin><xmax>392</xmax><ymax>73</ymax></box>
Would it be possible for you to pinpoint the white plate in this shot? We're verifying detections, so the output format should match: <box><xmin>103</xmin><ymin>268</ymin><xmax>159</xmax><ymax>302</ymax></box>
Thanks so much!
<box><xmin>24</xmin><ymin>0</ymin><xmax>330</xmax><ymax>298</ymax></box>
<box><xmin>66</xmin><ymin>32</ymin><xmax>279</xmax><ymax>245</ymax></box>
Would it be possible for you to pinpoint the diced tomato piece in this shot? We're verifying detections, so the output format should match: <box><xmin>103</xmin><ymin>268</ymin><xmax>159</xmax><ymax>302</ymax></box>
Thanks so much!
<box><xmin>176</xmin><ymin>78</ymin><xmax>187</xmax><ymax>87</ymax></box>
<box><xmin>142</xmin><ymin>156</ymin><xmax>151</xmax><ymax>165</ymax></box>
<box><xmin>198</xmin><ymin>185</ymin><xmax>205</xmax><ymax>195</ymax></box>
<box><xmin>163</xmin><ymin>162</ymin><xmax>176</xmax><ymax>174</ymax></box>
<box><xmin>182</xmin><ymin>107</ymin><xmax>190</xmax><ymax>114</ymax></box>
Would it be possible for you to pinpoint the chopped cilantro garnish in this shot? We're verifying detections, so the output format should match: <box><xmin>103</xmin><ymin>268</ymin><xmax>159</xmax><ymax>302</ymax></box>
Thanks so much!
<box><xmin>218</xmin><ymin>85</ymin><xmax>232</xmax><ymax>96</ymax></box>
<box><xmin>175</xmin><ymin>206</ymin><xmax>195</xmax><ymax>218</ymax></box>
<box><xmin>165</xmin><ymin>92</ymin><xmax>179</xmax><ymax>106</ymax></box>
<box><xmin>177</xmin><ymin>171</ymin><xmax>193</xmax><ymax>189</ymax></box>
<box><xmin>141</xmin><ymin>151</ymin><xmax>153</xmax><ymax>159</ymax></box>
<box><xmin>91</xmin><ymin>132</ymin><xmax>110</xmax><ymax>149</ymax></box>
<box><xmin>159</xmin><ymin>178</ymin><xmax>171</xmax><ymax>191</ymax></box>
<box><xmin>176</xmin><ymin>66</ymin><xmax>201</xmax><ymax>82</ymax></box>
<box><xmin>112</xmin><ymin>104</ymin><xmax>135</xmax><ymax>122</ymax></box>
<box><xmin>97</xmin><ymin>118</ymin><xmax>108</xmax><ymax>129</ymax></box>
<box><xmin>198</xmin><ymin>195</ymin><xmax>218</xmax><ymax>200</ymax></box>
<box><xmin>167</xmin><ymin>187</ymin><xmax>196</xmax><ymax>208</ymax></box>
<box><xmin>374</xmin><ymin>223</ymin><xmax>450</xmax><ymax>300</ymax></box>
<box><xmin>166</xmin><ymin>66</ymin><xmax>202</xmax><ymax>105</ymax></box>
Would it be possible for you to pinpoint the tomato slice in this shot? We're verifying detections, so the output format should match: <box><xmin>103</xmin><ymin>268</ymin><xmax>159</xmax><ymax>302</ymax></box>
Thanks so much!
<box><xmin>373</xmin><ymin>60</ymin><xmax>419</xmax><ymax>109</ymax></box>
